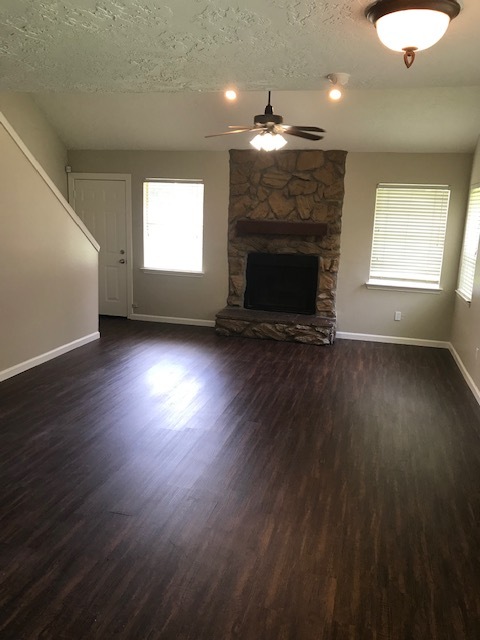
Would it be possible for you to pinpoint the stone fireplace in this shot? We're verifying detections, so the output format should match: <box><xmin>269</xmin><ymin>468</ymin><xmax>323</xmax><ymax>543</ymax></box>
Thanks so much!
<box><xmin>215</xmin><ymin>148</ymin><xmax>347</xmax><ymax>345</ymax></box>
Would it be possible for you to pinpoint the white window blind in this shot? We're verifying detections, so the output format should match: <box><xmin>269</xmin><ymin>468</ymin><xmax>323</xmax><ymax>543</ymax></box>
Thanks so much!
<box><xmin>143</xmin><ymin>179</ymin><xmax>204</xmax><ymax>272</ymax></box>
<box><xmin>368</xmin><ymin>183</ymin><xmax>451</xmax><ymax>288</ymax></box>
<box><xmin>457</xmin><ymin>185</ymin><xmax>480</xmax><ymax>302</ymax></box>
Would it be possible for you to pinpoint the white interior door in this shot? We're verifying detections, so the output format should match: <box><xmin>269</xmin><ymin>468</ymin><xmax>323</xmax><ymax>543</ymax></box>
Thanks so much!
<box><xmin>69</xmin><ymin>174</ymin><xmax>130</xmax><ymax>317</ymax></box>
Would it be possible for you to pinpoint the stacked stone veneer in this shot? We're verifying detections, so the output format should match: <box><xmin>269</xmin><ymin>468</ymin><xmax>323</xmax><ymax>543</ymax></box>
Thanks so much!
<box><xmin>215</xmin><ymin>148</ymin><xmax>347</xmax><ymax>345</ymax></box>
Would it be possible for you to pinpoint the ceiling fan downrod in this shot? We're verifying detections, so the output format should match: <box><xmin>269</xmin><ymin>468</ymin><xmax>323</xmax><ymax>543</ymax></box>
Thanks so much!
<box><xmin>255</xmin><ymin>91</ymin><xmax>283</xmax><ymax>126</ymax></box>
<box><xmin>265</xmin><ymin>91</ymin><xmax>273</xmax><ymax>115</ymax></box>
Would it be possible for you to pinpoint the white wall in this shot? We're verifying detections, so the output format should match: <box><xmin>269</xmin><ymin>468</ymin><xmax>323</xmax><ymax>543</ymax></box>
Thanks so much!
<box><xmin>0</xmin><ymin>92</ymin><xmax>68</xmax><ymax>197</ymax></box>
<box><xmin>337</xmin><ymin>153</ymin><xmax>472</xmax><ymax>341</ymax></box>
<box><xmin>68</xmin><ymin>150</ymin><xmax>229</xmax><ymax>322</ymax></box>
<box><xmin>0</xmin><ymin>114</ymin><xmax>99</xmax><ymax>378</ymax></box>
<box><xmin>450</xmin><ymin>138</ymin><xmax>480</xmax><ymax>391</ymax></box>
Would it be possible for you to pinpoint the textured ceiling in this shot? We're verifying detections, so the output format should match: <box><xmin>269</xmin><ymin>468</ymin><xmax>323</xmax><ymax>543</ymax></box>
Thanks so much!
<box><xmin>1</xmin><ymin>1</ymin><xmax>479</xmax><ymax>152</ymax></box>
<box><xmin>1</xmin><ymin>0</ymin><xmax>479</xmax><ymax>92</ymax></box>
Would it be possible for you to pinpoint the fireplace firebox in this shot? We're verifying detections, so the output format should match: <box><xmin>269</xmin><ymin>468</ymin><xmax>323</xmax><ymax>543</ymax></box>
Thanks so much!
<box><xmin>244</xmin><ymin>252</ymin><xmax>318</xmax><ymax>315</ymax></box>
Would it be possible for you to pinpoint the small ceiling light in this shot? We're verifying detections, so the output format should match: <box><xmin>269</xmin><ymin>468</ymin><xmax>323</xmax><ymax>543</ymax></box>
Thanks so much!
<box><xmin>327</xmin><ymin>73</ymin><xmax>350</xmax><ymax>101</ymax></box>
<box><xmin>225</xmin><ymin>89</ymin><xmax>237</xmax><ymax>101</ymax></box>
<box><xmin>250</xmin><ymin>132</ymin><xmax>288</xmax><ymax>152</ymax></box>
<box><xmin>365</xmin><ymin>0</ymin><xmax>461</xmax><ymax>68</ymax></box>
<box><xmin>329</xmin><ymin>87</ymin><xmax>342</xmax><ymax>101</ymax></box>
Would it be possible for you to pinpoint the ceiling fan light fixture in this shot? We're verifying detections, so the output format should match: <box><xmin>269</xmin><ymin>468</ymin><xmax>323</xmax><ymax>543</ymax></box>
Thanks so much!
<box><xmin>206</xmin><ymin>91</ymin><xmax>324</xmax><ymax>146</ymax></box>
<box><xmin>365</xmin><ymin>0</ymin><xmax>461</xmax><ymax>68</ymax></box>
<box><xmin>250</xmin><ymin>132</ymin><xmax>288</xmax><ymax>152</ymax></box>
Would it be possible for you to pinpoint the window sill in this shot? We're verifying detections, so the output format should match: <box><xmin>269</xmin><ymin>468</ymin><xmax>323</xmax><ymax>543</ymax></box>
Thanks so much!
<box><xmin>141</xmin><ymin>268</ymin><xmax>204</xmax><ymax>277</ymax></box>
<box><xmin>455</xmin><ymin>289</ymin><xmax>472</xmax><ymax>306</ymax></box>
<box><xmin>366</xmin><ymin>280</ymin><xmax>442</xmax><ymax>294</ymax></box>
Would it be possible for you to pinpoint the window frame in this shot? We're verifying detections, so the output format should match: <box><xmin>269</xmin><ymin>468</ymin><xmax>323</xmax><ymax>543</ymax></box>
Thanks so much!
<box><xmin>366</xmin><ymin>182</ymin><xmax>451</xmax><ymax>292</ymax></box>
<box><xmin>142</xmin><ymin>178</ymin><xmax>205</xmax><ymax>275</ymax></box>
<box><xmin>456</xmin><ymin>184</ymin><xmax>480</xmax><ymax>304</ymax></box>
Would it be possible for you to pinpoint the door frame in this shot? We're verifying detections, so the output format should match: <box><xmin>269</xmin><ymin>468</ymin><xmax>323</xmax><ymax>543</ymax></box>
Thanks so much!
<box><xmin>68</xmin><ymin>172</ymin><xmax>133</xmax><ymax>318</ymax></box>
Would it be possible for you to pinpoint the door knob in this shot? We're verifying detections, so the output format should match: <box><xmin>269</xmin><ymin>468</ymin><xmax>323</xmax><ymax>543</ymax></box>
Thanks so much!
<box><xmin>119</xmin><ymin>259</ymin><xmax>125</xmax><ymax>264</ymax></box>
<box><xmin>120</xmin><ymin>249</ymin><xmax>125</xmax><ymax>254</ymax></box>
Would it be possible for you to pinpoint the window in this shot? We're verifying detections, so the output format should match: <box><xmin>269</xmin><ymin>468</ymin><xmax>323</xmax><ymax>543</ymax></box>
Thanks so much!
<box><xmin>457</xmin><ymin>185</ymin><xmax>480</xmax><ymax>302</ymax></box>
<box><xmin>368</xmin><ymin>183</ymin><xmax>451</xmax><ymax>290</ymax></box>
<box><xmin>143</xmin><ymin>179</ymin><xmax>204</xmax><ymax>273</ymax></box>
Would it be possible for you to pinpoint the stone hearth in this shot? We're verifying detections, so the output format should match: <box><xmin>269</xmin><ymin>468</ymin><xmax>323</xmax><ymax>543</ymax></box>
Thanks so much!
<box><xmin>215</xmin><ymin>148</ymin><xmax>347</xmax><ymax>345</ymax></box>
<box><xmin>216</xmin><ymin>308</ymin><xmax>335</xmax><ymax>345</ymax></box>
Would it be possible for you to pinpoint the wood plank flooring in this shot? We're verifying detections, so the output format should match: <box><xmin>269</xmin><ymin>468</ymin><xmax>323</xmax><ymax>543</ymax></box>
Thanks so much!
<box><xmin>1</xmin><ymin>317</ymin><xmax>480</xmax><ymax>639</ymax></box>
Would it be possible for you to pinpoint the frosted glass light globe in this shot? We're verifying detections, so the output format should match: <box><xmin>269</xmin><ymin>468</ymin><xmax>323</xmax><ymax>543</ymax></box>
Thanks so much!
<box><xmin>376</xmin><ymin>9</ymin><xmax>451</xmax><ymax>52</ymax></box>
<box><xmin>250</xmin><ymin>132</ymin><xmax>288</xmax><ymax>151</ymax></box>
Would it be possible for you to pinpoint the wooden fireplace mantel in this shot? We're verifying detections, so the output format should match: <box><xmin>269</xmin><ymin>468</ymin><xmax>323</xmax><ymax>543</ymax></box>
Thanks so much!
<box><xmin>236</xmin><ymin>219</ymin><xmax>328</xmax><ymax>237</ymax></box>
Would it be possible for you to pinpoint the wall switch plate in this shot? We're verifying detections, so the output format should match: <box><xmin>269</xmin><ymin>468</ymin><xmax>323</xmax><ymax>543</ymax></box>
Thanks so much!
<box><xmin>394</xmin><ymin>311</ymin><xmax>402</xmax><ymax>321</ymax></box>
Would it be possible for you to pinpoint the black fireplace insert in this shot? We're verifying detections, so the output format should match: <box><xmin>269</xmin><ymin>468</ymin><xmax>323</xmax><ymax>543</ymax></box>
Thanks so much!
<box><xmin>244</xmin><ymin>252</ymin><xmax>318</xmax><ymax>315</ymax></box>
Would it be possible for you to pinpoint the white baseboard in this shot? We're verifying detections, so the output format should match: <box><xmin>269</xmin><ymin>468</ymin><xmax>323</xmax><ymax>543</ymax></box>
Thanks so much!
<box><xmin>3</xmin><ymin>324</ymin><xmax>479</xmax><ymax>408</ymax></box>
<box><xmin>0</xmin><ymin>332</ymin><xmax>100</xmax><ymax>383</ymax></box>
<box><xmin>336</xmin><ymin>331</ymin><xmax>449</xmax><ymax>349</ymax></box>
<box><xmin>448</xmin><ymin>343</ymin><xmax>480</xmax><ymax>406</ymax></box>
<box><xmin>130</xmin><ymin>313</ymin><xmax>215</xmax><ymax>328</ymax></box>
<box><xmin>336</xmin><ymin>331</ymin><xmax>480</xmax><ymax>406</ymax></box>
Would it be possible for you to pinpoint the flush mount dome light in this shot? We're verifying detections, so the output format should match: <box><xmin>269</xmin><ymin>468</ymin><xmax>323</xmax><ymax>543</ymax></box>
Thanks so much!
<box><xmin>365</xmin><ymin>0</ymin><xmax>461</xmax><ymax>68</ymax></box>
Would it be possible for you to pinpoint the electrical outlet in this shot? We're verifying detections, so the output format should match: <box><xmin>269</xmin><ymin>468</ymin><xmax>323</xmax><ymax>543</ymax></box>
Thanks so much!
<box><xmin>394</xmin><ymin>311</ymin><xmax>402</xmax><ymax>321</ymax></box>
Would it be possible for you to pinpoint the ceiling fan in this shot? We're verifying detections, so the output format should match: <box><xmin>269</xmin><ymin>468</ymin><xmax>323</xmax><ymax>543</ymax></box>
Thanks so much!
<box><xmin>205</xmin><ymin>91</ymin><xmax>325</xmax><ymax>151</ymax></box>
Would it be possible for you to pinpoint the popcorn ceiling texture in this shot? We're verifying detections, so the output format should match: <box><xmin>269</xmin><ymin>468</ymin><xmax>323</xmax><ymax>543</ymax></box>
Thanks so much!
<box><xmin>0</xmin><ymin>0</ymin><xmax>360</xmax><ymax>92</ymax></box>
<box><xmin>1</xmin><ymin>1</ymin><xmax>479</xmax><ymax>95</ymax></box>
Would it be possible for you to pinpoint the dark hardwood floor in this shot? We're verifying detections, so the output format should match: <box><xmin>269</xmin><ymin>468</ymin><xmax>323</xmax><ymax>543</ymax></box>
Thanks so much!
<box><xmin>1</xmin><ymin>317</ymin><xmax>480</xmax><ymax>639</ymax></box>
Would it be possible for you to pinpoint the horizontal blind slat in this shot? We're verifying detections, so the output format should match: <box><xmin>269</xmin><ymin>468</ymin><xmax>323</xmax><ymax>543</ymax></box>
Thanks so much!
<box><xmin>457</xmin><ymin>186</ymin><xmax>480</xmax><ymax>301</ymax></box>
<box><xmin>369</xmin><ymin>183</ymin><xmax>450</xmax><ymax>286</ymax></box>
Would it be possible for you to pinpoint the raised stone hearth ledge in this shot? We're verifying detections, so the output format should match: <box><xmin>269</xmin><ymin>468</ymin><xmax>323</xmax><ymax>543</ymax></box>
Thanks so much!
<box><xmin>216</xmin><ymin>307</ymin><xmax>335</xmax><ymax>346</ymax></box>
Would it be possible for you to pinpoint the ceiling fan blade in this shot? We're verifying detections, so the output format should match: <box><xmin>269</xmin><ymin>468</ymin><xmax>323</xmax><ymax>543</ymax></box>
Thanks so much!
<box><xmin>284</xmin><ymin>129</ymin><xmax>324</xmax><ymax>141</ymax></box>
<box><xmin>227</xmin><ymin>125</ymin><xmax>252</xmax><ymax>129</ymax></box>
<box><xmin>205</xmin><ymin>129</ymin><xmax>252</xmax><ymax>138</ymax></box>
<box><xmin>284</xmin><ymin>126</ymin><xmax>326</xmax><ymax>133</ymax></box>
